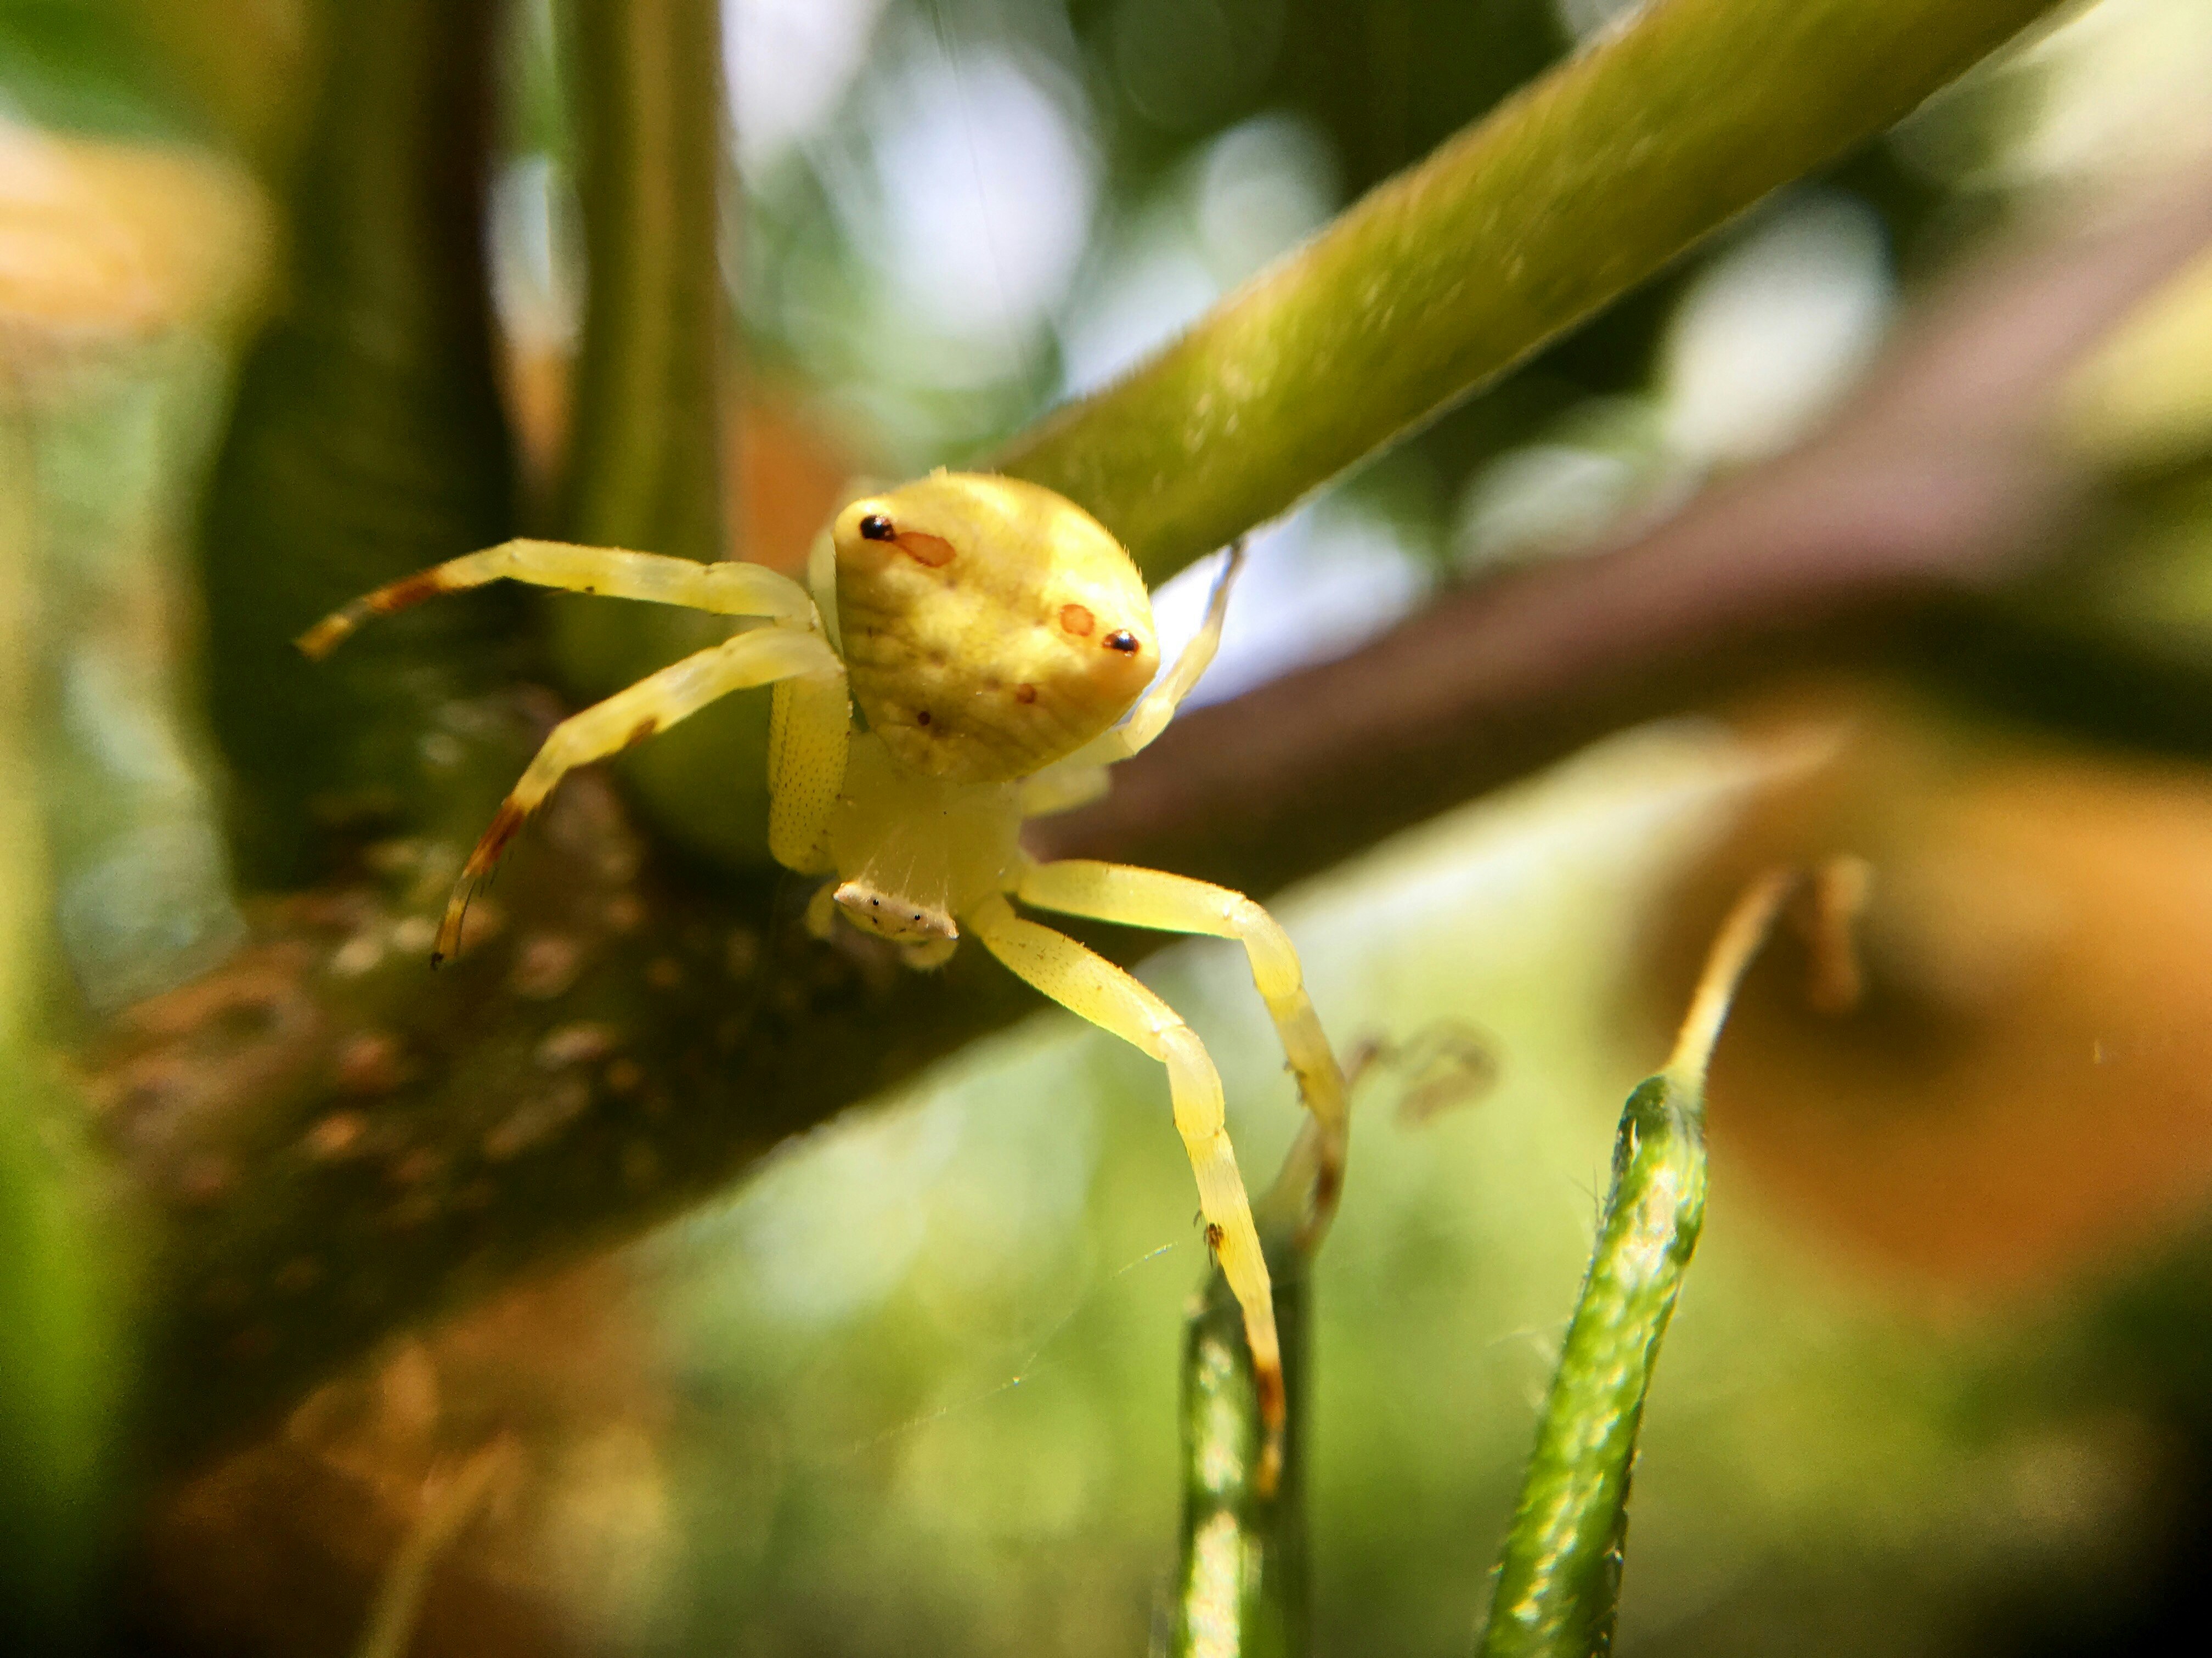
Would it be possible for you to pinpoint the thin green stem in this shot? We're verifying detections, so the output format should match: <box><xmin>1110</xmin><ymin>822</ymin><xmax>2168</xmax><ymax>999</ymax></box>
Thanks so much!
<box><xmin>1479</xmin><ymin>1070</ymin><xmax>1702</xmax><ymax>1658</ymax></box>
<box><xmin>556</xmin><ymin>0</ymin><xmax>726</xmax><ymax>567</ymax></box>
<box><xmin>1173</xmin><ymin>1224</ymin><xmax>1310</xmax><ymax>1658</ymax></box>
<box><xmin>549</xmin><ymin>0</ymin><xmax>769</xmax><ymax>863</ymax></box>
<box><xmin>1480</xmin><ymin>870</ymin><xmax>1801</xmax><ymax>1658</ymax></box>
<box><xmin>1665</xmin><ymin>867</ymin><xmax>1793</xmax><ymax>1087</ymax></box>
<box><xmin>0</xmin><ymin>414</ymin><xmax>125</xmax><ymax>1639</ymax></box>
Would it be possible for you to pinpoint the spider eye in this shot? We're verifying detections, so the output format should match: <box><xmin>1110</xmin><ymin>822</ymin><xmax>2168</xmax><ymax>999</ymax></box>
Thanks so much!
<box><xmin>859</xmin><ymin>513</ymin><xmax>895</xmax><ymax>542</ymax></box>
<box><xmin>1104</xmin><ymin>630</ymin><xmax>1141</xmax><ymax>655</ymax></box>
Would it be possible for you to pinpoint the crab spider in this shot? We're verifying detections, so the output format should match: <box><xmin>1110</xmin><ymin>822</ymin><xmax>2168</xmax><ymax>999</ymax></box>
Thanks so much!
<box><xmin>300</xmin><ymin>471</ymin><xmax>1348</xmax><ymax>1487</ymax></box>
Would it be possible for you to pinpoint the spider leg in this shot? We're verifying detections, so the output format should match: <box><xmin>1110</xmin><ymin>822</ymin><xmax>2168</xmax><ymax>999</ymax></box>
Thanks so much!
<box><xmin>435</xmin><ymin>627</ymin><xmax>839</xmax><ymax>962</ymax></box>
<box><xmin>766</xmin><ymin>671</ymin><xmax>850</xmax><ymax>874</ymax></box>
<box><xmin>966</xmin><ymin>891</ymin><xmax>1286</xmax><ymax>1492</ymax></box>
<box><xmin>1016</xmin><ymin>860</ymin><xmax>1348</xmax><ymax>1244</ymax></box>
<box><xmin>803</xmin><ymin>879</ymin><xmax>840</xmax><ymax>940</ymax></box>
<box><xmin>297</xmin><ymin>539</ymin><xmax>814</xmax><ymax>658</ymax></box>
<box><xmin>1087</xmin><ymin>538</ymin><xmax>1246</xmax><ymax>766</ymax></box>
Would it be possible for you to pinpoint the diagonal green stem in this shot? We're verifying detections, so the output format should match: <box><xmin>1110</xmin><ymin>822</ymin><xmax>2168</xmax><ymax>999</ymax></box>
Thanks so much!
<box><xmin>995</xmin><ymin>0</ymin><xmax>2063</xmax><ymax>579</ymax></box>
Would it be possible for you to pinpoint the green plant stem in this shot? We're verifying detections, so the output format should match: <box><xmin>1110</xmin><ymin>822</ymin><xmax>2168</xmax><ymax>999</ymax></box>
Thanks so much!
<box><xmin>1175</xmin><ymin>1225</ymin><xmax>1311</xmax><ymax>1658</ymax></box>
<box><xmin>1478</xmin><ymin>1070</ymin><xmax>1705</xmax><ymax>1658</ymax></box>
<box><xmin>0</xmin><ymin>413</ymin><xmax>123</xmax><ymax>1642</ymax></box>
<box><xmin>995</xmin><ymin>0</ymin><xmax>2064</xmax><ymax>579</ymax></box>
<box><xmin>555</xmin><ymin>0</ymin><xmax>725</xmax><ymax>568</ymax></box>
<box><xmin>1480</xmin><ymin>871</ymin><xmax>1792</xmax><ymax>1657</ymax></box>
<box><xmin>548</xmin><ymin>0</ymin><xmax>768</xmax><ymax>863</ymax></box>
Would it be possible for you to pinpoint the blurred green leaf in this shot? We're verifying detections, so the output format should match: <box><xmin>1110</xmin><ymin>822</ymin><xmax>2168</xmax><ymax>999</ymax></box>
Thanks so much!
<box><xmin>196</xmin><ymin>0</ymin><xmax>518</xmax><ymax>881</ymax></box>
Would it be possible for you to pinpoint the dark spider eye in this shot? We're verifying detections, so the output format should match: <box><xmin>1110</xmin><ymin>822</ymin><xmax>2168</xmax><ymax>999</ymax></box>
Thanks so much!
<box><xmin>859</xmin><ymin>513</ymin><xmax>895</xmax><ymax>541</ymax></box>
<box><xmin>1104</xmin><ymin>630</ymin><xmax>1141</xmax><ymax>655</ymax></box>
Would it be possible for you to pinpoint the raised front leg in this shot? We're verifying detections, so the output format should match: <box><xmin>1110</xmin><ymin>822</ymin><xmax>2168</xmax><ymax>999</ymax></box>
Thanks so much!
<box><xmin>434</xmin><ymin>627</ymin><xmax>838</xmax><ymax>961</ymax></box>
<box><xmin>1111</xmin><ymin>539</ymin><xmax>1244</xmax><ymax>758</ymax></box>
<box><xmin>1017</xmin><ymin>859</ymin><xmax>1349</xmax><ymax>1240</ymax></box>
<box><xmin>1039</xmin><ymin>539</ymin><xmax>1245</xmax><ymax>781</ymax></box>
<box><xmin>296</xmin><ymin>539</ymin><xmax>815</xmax><ymax>658</ymax></box>
<box><xmin>965</xmin><ymin>892</ymin><xmax>1287</xmax><ymax>1491</ymax></box>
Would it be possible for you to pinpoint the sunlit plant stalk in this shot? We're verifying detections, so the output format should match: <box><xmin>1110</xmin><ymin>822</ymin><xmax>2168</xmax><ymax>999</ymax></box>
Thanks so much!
<box><xmin>1172</xmin><ymin>1224</ymin><xmax>1312</xmax><ymax>1658</ymax></box>
<box><xmin>1171</xmin><ymin>1073</ymin><xmax>1374</xmax><ymax>1658</ymax></box>
<box><xmin>1477</xmin><ymin>869</ymin><xmax>1804</xmax><ymax>1658</ymax></box>
<box><xmin>996</xmin><ymin>0</ymin><xmax>2063</xmax><ymax>581</ymax></box>
<box><xmin>549</xmin><ymin>0</ymin><xmax>778</xmax><ymax>862</ymax></box>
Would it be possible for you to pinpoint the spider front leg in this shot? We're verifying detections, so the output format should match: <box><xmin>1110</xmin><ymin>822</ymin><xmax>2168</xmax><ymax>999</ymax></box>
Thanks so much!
<box><xmin>433</xmin><ymin>626</ymin><xmax>838</xmax><ymax>961</ymax></box>
<box><xmin>1017</xmin><ymin>860</ymin><xmax>1349</xmax><ymax>1242</ymax></box>
<box><xmin>296</xmin><ymin>538</ymin><xmax>813</xmax><ymax>658</ymax></box>
<box><xmin>1022</xmin><ymin>538</ymin><xmax>1247</xmax><ymax>814</ymax></box>
<box><xmin>964</xmin><ymin>892</ymin><xmax>1288</xmax><ymax>1492</ymax></box>
<box><xmin>1112</xmin><ymin>537</ymin><xmax>1245</xmax><ymax>758</ymax></box>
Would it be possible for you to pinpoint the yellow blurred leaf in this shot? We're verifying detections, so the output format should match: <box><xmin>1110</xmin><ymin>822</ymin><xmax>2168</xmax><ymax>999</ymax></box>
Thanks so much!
<box><xmin>0</xmin><ymin>122</ymin><xmax>267</xmax><ymax>340</ymax></box>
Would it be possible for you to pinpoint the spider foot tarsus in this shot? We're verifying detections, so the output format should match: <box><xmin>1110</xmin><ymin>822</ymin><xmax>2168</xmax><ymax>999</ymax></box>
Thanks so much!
<box><xmin>295</xmin><ymin>569</ymin><xmax>455</xmax><ymax>659</ymax></box>
<box><xmin>431</xmin><ymin>798</ymin><xmax>528</xmax><ymax>964</ymax></box>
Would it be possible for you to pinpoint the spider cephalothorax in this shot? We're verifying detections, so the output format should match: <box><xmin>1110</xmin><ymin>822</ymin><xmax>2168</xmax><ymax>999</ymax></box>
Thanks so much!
<box><xmin>831</xmin><ymin>475</ymin><xmax>1158</xmax><ymax>783</ymax></box>
<box><xmin>301</xmin><ymin>470</ymin><xmax>1348</xmax><ymax>1491</ymax></box>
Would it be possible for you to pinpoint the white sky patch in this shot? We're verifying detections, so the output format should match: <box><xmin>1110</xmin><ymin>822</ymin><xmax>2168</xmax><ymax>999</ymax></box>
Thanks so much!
<box><xmin>1146</xmin><ymin>494</ymin><xmax>1433</xmax><ymax>712</ymax></box>
<box><xmin>1992</xmin><ymin>0</ymin><xmax>2212</xmax><ymax>188</ymax></box>
<box><xmin>1658</xmin><ymin>191</ymin><xmax>1894</xmax><ymax>468</ymax></box>
<box><xmin>1457</xmin><ymin>442</ymin><xmax>1647</xmax><ymax>568</ymax></box>
<box><xmin>844</xmin><ymin>44</ymin><xmax>1097</xmax><ymax>359</ymax></box>
<box><xmin>726</xmin><ymin>0</ymin><xmax>888</xmax><ymax>174</ymax></box>
<box><xmin>1193</xmin><ymin>111</ymin><xmax>1339</xmax><ymax>284</ymax></box>
<box><xmin>1060</xmin><ymin>111</ymin><xmax>1339</xmax><ymax>398</ymax></box>
<box><xmin>1551</xmin><ymin>0</ymin><xmax>1648</xmax><ymax>41</ymax></box>
<box><xmin>488</xmin><ymin>153</ymin><xmax>578</xmax><ymax>351</ymax></box>
<box><xmin>1056</xmin><ymin>233</ymin><xmax>1216</xmax><ymax>399</ymax></box>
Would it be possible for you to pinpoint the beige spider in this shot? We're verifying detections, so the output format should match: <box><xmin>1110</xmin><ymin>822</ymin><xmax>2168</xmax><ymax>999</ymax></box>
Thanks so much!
<box><xmin>301</xmin><ymin>471</ymin><xmax>1348</xmax><ymax>1485</ymax></box>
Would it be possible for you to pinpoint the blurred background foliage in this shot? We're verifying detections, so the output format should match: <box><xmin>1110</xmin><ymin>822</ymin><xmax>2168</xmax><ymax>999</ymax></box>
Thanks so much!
<box><xmin>8</xmin><ymin>0</ymin><xmax>2212</xmax><ymax>1654</ymax></box>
